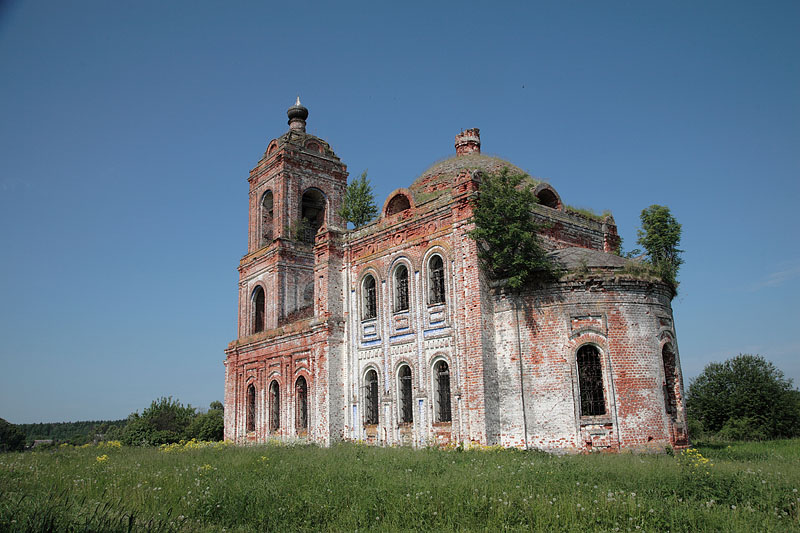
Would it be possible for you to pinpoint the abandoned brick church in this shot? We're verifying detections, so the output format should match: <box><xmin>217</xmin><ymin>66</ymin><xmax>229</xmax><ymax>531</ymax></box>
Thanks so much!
<box><xmin>223</xmin><ymin>100</ymin><xmax>689</xmax><ymax>452</ymax></box>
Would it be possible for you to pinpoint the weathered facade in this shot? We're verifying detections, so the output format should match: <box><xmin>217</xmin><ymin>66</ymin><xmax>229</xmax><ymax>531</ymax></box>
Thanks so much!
<box><xmin>224</xmin><ymin>101</ymin><xmax>689</xmax><ymax>452</ymax></box>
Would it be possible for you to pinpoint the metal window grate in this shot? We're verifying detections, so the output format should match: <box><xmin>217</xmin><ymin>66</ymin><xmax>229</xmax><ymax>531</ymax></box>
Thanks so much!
<box><xmin>399</xmin><ymin>365</ymin><xmax>413</xmax><ymax>423</ymax></box>
<box><xmin>429</xmin><ymin>256</ymin><xmax>445</xmax><ymax>305</ymax></box>
<box><xmin>364</xmin><ymin>370</ymin><xmax>379</xmax><ymax>425</ymax></box>
<box><xmin>395</xmin><ymin>266</ymin><xmax>409</xmax><ymax>312</ymax></box>
<box><xmin>363</xmin><ymin>276</ymin><xmax>377</xmax><ymax>319</ymax></box>
<box><xmin>436</xmin><ymin>361</ymin><xmax>452</xmax><ymax>422</ymax></box>
<box><xmin>577</xmin><ymin>345</ymin><xmax>606</xmax><ymax>416</ymax></box>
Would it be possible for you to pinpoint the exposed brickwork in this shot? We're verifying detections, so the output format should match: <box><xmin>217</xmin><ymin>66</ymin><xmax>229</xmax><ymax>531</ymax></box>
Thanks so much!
<box><xmin>224</xmin><ymin>104</ymin><xmax>688</xmax><ymax>452</ymax></box>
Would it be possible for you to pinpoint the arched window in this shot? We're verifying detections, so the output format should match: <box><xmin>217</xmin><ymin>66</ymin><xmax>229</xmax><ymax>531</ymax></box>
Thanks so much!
<box><xmin>662</xmin><ymin>344</ymin><xmax>678</xmax><ymax>418</ymax></box>
<box><xmin>386</xmin><ymin>193</ymin><xmax>411</xmax><ymax>216</ymax></box>
<box><xmin>246</xmin><ymin>384</ymin><xmax>256</xmax><ymax>433</ymax></box>
<box><xmin>362</xmin><ymin>275</ymin><xmax>377</xmax><ymax>320</ymax></box>
<box><xmin>295</xmin><ymin>376</ymin><xmax>308</xmax><ymax>433</ymax></box>
<box><xmin>364</xmin><ymin>369</ymin><xmax>379</xmax><ymax>425</ymax></box>
<box><xmin>269</xmin><ymin>381</ymin><xmax>280</xmax><ymax>432</ymax></box>
<box><xmin>252</xmin><ymin>286</ymin><xmax>266</xmax><ymax>333</ymax></box>
<box><xmin>398</xmin><ymin>364</ymin><xmax>413</xmax><ymax>423</ymax></box>
<box><xmin>260</xmin><ymin>191</ymin><xmax>274</xmax><ymax>245</ymax></box>
<box><xmin>394</xmin><ymin>265</ymin><xmax>409</xmax><ymax>312</ymax></box>
<box><xmin>577</xmin><ymin>345</ymin><xmax>606</xmax><ymax>416</ymax></box>
<box><xmin>434</xmin><ymin>360</ymin><xmax>452</xmax><ymax>423</ymax></box>
<box><xmin>428</xmin><ymin>255</ymin><xmax>446</xmax><ymax>305</ymax></box>
<box><xmin>299</xmin><ymin>188</ymin><xmax>325</xmax><ymax>243</ymax></box>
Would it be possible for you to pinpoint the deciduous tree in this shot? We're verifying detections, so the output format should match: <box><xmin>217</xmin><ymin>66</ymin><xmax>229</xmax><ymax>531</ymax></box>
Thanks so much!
<box><xmin>686</xmin><ymin>354</ymin><xmax>800</xmax><ymax>440</ymax></box>
<box><xmin>0</xmin><ymin>418</ymin><xmax>25</xmax><ymax>452</ymax></box>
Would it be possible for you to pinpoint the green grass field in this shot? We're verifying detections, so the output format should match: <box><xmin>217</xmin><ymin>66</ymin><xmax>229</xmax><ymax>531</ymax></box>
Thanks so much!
<box><xmin>1</xmin><ymin>439</ymin><xmax>798</xmax><ymax>532</ymax></box>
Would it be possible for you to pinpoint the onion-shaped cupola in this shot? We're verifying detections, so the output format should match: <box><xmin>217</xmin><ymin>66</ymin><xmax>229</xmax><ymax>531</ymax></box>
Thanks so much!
<box><xmin>287</xmin><ymin>96</ymin><xmax>309</xmax><ymax>132</ymax></box>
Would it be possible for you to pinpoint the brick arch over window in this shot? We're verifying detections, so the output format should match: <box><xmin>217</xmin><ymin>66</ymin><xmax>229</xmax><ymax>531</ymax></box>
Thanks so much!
<box><xmin>382</xmin><ymin>188</ymin><xmax>414</xmax><ymax>217</ymax></box>
<box><xmin>577</xmin><ymin>344</ymin><xmax>606</xmax><ymax>417</ymax></box>
<box><xmin>362</xmin><ymin>273</ymin><xmax>378</xmax><ymax>320</ymax></box>
<box><xmin>251</xmin><ymin>285</ymin><xmax>266</xmax><ymax>334</ymax></box>
<box><xmin>246</xmin><ymin>383</ymin><xmax>256</xmax><ymax>433</ymax></box>
<box><xmin>363</xmin><ymin>367</ymin><xmax>379</xmax><ymax>425</ymax></box>
<box><xmin>268</xmin><ymin>380</ymin><xmax>280</xmax><ymax>433</ymax></box>
<box><xmin>260</xmin><ymin>190</ymin><xmax>274</xmax><ymax>245</ymax></box>
<box><xmin>299</xmin><ymin>188</ymin><xmax>326</xmax><ymax>243</ymax></box>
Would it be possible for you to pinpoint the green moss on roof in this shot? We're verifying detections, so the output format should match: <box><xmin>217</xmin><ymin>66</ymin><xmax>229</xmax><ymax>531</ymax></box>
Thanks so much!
<box><xmin>564</xmin><ymin>205</ymin><xmax>612</xmax><ymax>222</ymax></box>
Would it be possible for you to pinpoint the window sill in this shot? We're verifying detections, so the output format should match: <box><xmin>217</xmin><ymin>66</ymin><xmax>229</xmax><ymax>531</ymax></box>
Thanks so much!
<box><xmin>579</xmin><ymin>416</ymin><xmax>612</xmax><ymax>426</ymax></box>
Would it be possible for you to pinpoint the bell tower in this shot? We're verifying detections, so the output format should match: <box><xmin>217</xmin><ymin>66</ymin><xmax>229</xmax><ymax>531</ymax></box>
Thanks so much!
<box><xmin>238</xmin><ymin>99</ymin><xmax>348</xmax><ymax>335</ymax></box>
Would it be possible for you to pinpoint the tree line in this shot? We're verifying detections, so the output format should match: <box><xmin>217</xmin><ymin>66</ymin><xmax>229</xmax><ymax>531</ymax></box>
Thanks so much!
<box><xmin>1</xmin><ymin>397</ymin><xmax>224</xmax><ymax>451</ymax></box>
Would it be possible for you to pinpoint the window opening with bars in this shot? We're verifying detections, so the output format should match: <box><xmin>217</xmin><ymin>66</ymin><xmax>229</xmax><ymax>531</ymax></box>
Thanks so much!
<box><xmin>364</xmin><ymin>369</ymin><xmax>379</xmax><ymax>425</ymax></box>
<box><xmin>395</xmin><ymin>265</ymin><xmax>409</xmax><ymax>312</ymax></box>
<box><xmin>363</xmin><ymin>275</ymin><xmax>377</xmax><ymax>320</ymax></box>
<box><xmin>577</xmin><ymin>345</ymin><xmax>606</xmax><ymax>416</ymax></box>
<box><xmin>435</xmin><ymin>361</ymin><xmax>452</xmax><ymax>422</ymax></box>
<box><xmin>429</xmin><ymin>255</ymin><xmax>446</xmax><ymax>305</ymax></box>
<box><xmin>399</xmin><ymin>365</ymin><xmax>413</xmax><ymax>423</ymax></box>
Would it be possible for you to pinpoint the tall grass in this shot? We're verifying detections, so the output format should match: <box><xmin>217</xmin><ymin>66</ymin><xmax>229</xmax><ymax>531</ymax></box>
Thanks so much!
<box><xmin>1</xmin><ymin>440</ymin><xmax>798</xmax><ymax>531</ymax></box>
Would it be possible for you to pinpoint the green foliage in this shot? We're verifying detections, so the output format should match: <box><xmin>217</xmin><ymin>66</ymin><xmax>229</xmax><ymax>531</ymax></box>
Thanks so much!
<box><xmin>2</xmin><ymin>441</ymin><xmax>799</xmax><ymax>531</ymax></box>
<box><xmin>120</xmin><ymin>399</ymin><xmax>225</xmax><ymax>446</ymax></box>
<box><xmin>687</xmin><ymin>354</ymin><xmax>800</xmax><ymax>440</ymax></box>
<box><xmin>121</xmin><ymin>397</ymin><xmax>197</xmax><ymax>446</ymax></box>
<box><xmin>0</xmin><ymin>418</ymin><xmax>25</xmax><ymax>452</ymax></box>
<box><xmin>15</xmin><ymin>419</ymin><xmax>126</xmax><ymax>445</ymax></box>
<box><xmin>636</xmin><ymin>204</ymin><xmax>683</xmax><ymax>287</ymax></box>
<box><xmin>469</xmin><ymin>168</ymin><xmax>553</xmax><ymax>289</ymax></box>
<box><xmin>338</xmin><ymin>170</ymin><xmax>378</xmax><ymax>229</ymax></box>
<box><xmin>187</xmin><ymin>406</ymin><xmax>224</xmax><ymax>442</ymax></box>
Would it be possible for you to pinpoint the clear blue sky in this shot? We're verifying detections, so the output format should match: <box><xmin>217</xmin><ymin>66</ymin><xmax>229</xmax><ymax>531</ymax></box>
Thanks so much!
<box><xmin>1</xmin><ymin>1</ymin><xmax>798</xmax><ymax>424</ymax></box>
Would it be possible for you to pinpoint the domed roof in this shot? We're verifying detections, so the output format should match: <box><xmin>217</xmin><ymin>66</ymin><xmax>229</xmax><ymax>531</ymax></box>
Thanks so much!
<box><xmin>408</xmin><ymin>153</ymin><xmax>533</xmax><ymax>206</ymax></box>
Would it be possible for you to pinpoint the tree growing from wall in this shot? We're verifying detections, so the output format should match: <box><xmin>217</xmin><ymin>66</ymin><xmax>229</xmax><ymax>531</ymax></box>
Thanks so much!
<box><xmin>469</xmin><ymin>168</ymin><xmax>552</xmax><ymax>289</ymax></box>
<box><xmin>636</xmin><ymin>205</ymin><xmax>683</xmax><ymax>287</ymax></box>
<box><xmin>686</xmin><ymin>354</ymin><xmax>800</xmax><ymax>440</ymax></box>
<box><xmin>338</xmin><ymin>170</ymin><xmax>378</xmax><ymax>229</ymax></box>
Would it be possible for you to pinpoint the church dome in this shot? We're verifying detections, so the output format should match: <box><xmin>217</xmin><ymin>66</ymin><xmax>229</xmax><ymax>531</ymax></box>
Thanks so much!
<box><xmin>408</xmin><ymin>153</ymin><xmax>532</xmax><ymax>207</ymax></box>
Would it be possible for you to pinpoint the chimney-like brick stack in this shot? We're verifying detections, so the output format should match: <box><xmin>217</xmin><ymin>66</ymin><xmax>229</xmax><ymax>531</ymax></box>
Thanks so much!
<box><xmin>455</xmin><ymin>128</ymin><xmax>480</xmax><ymax>156</ymax></box>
